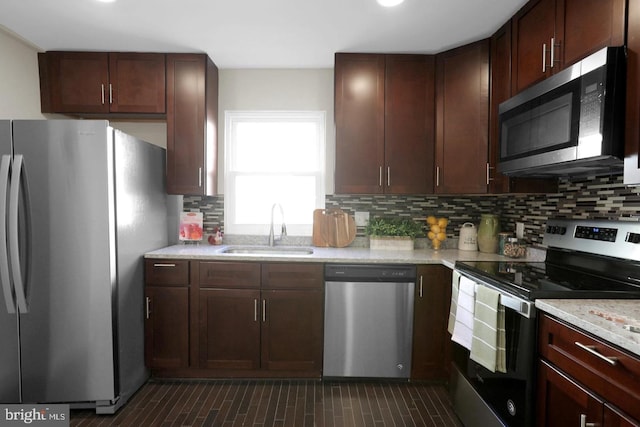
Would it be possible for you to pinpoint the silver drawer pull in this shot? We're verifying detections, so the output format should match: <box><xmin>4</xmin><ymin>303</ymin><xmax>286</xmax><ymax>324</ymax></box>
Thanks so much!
<box><xmin>580</xmin><ymin>414</ymin><xmax>596</xmax><ymax>427</ymax></box>
<box><xmin>575</xmin><ymin>341</ymin><xmax>617</xmax><ymax>366</ymax></box>
<box><xmin>153</xmin><ymin>263</ymin><xmax>176</xmax><ymax>268</ymax></box>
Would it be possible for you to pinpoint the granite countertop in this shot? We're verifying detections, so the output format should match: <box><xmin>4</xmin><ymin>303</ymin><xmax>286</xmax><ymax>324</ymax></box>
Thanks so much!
<box><xmin>145</xmin><ymin>244</ymin><xmax>544</xmax><ymax>269</ymax></box>
<box><xmin>536</xmin><ymin>299</ymin><xmax>640</xmax><ymax>356</ymax></box>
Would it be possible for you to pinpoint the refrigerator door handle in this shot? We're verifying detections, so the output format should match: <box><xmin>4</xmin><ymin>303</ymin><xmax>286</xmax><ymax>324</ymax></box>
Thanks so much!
<box><xmin>9</xmin><ymin>154</ymin><xmax>30</xmax><ymax>313</ymax></box>
<box><xmin>0</xmin><ymin>154</ymin><xmax>15</xmax><ymax>313</ymax></box>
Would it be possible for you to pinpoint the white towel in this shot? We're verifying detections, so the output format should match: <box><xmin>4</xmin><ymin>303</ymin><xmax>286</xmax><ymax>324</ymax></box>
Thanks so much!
<box><xmin>447</xmin><ymin>271</ymin><xmax>460</xmax><ymax>334</ymax></box>
<box><xmin>451</xmin><ymin>276</ymin><xmax>476</xmax><ymax>350</ymax></box>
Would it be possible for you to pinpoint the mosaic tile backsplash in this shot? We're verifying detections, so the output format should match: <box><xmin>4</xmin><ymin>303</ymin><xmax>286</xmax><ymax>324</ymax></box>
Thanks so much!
<box><xmin>183</xmin><ymin>174</ymin><xmax>640</xmax><ymax>246</ymax></box>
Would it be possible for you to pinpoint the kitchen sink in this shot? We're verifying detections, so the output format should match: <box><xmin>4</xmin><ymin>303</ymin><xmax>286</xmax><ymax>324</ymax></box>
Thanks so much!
<box><xmin>221</xmin><ymin>246</ymin><xmax>314</xmax><ymax>256</ymax></box>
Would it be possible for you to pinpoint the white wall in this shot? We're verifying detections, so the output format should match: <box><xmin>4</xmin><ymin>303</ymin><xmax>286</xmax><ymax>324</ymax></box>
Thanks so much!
<box><xmin>0</xmin><ymin>27</ymin><xmax>46</xmax><ymax>119</ymax></box>
<box><xmin>218</xmin><ymin>68</ymin><xmax>335</xmax><ymax>194</ymax></box>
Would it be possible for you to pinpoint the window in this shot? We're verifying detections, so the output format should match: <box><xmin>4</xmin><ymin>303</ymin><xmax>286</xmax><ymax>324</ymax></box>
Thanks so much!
<box><xmin>224</xmin><ymin>111</ymin><xmax>326</xmax><ymax>236</ymax></box>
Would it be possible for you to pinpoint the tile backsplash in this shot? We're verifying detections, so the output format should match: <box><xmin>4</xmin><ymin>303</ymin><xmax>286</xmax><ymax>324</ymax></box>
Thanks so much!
<box><xmin>184</xmin><ymin>174</ymin><xmax>640</xmax><ymax>246</ymax></box>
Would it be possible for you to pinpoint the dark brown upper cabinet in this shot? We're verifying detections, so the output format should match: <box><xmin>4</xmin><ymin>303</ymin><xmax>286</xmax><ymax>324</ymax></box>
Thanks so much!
<box><xmin>434</xmin><ymin>40</ymin><xmax>490</xmax><ymax>194</ymax></box>
<box><xmin>511</xmin><ymin>0</ymin><xmax>625</xmax><ymax>94</ymax></box>
<box><xmin>166</xmin><ymin>53</ymin><xmax>218</xmax><ymax>196</ymax></box>
<box><xmin>38</xmin><ymin>51</ymin><xmax>166</xmax><ymax>115</ymax></box>
<box><xmin>334</xmin><ymin>53</ymin><xmax>435</xmax><ymax>194</ymax></box>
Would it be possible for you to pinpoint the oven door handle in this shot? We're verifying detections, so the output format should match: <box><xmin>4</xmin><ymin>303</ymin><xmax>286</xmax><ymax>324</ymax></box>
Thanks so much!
<box><xmin>499</xmin><ymin>293</ymin><xmax>531</xmax><ymax>318</ymax></box>
<box><xmin>455</xmin><ymin>270</ymin><xmax>532</xmax><ymax>318</ymax></box>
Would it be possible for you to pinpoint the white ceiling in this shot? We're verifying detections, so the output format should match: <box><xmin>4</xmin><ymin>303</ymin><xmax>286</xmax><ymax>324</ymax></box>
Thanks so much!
<box><xmin>1</xmin><ymin>0</ymin><xmax>528</xmax><ymax>69</ymax></box>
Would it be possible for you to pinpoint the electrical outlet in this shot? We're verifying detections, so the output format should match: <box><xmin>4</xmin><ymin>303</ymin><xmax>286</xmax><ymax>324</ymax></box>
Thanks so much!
<box><xmin>516</xmin><ymin>222</ymin><xmax>525</xmax><ymax>239</ymax></box>
<box><xmin>355</xmin><ymin>211</ymin><xmax>370</xmax><ymax>227</ymax></box>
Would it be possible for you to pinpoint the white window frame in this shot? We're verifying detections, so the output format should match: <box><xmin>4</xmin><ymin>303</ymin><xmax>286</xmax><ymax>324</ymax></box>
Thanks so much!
<box><xmin>224</xmin><ymin>110</ymin><xmax>326</xmax><ymax>236</ymax></box>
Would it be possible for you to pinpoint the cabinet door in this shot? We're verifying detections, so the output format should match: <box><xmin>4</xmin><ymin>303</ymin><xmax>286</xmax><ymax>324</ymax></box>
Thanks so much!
<box><xmin>109</xmin><ymin>53</ymin><xmax>166</xmax><ymax>113</ymax></box>
<box><xmin>42</xmin><ymin>51</ymin><xmax>110</xmax><ymax>114</ymax></box>
<box><xmin>166</xmin><ymin>54</ymin><xmax>218</xmax><ymax>195</ymax></box>
<box><xmin>511</xmin><ymin>0</ymin><xmax>556</xmax><ymax>93</ymax></box>
<box><xmin>261</xmin><ymin>289</ymin><xmax>323</xmax><ymax>373</ymax></box>
<box><xmin>489</xmin><ymin>22</ymin><xmax>558</xmax><ymax>194</ymax></box>
<box><xmin>334</xmin><ymin>53</ymin><xmax>385</xmax><ymax>194</ymax></box>
<box><xmin>411</xmin><ymin>265</ymin><xmax>451</xmax><ymax>380</ymax></box>
<box><xmin>199</xmin><ymin>289</ymin><xmax>261</xmax><ymax>370</ymax></box>
<box><xmin>537</xmin><ymin>360</ymin><xmax>603</xmax><ymax>427</ymax></box>
<box><xmin>559</xmin><ymin>0</ymin><xmax>626</xmax><ymax>69</ymax></box>
<box><xmin>384</xmin><ymin>55</ymin><xmax>435</xmax><ymax>194</ymax></box>
<box><xmin>435</xmin><ymin>40</ymin><xmax>489</xmax><ymax>194</ymax></box>
<box><xmin>604</xmin><ymin>404</ymin><xmax>640</xmax><ymax>427</ymax></box>
<box><xmin>144</xmin><ymin>286</ymin><xmax>189</xmax><ymax>369</ymax></box>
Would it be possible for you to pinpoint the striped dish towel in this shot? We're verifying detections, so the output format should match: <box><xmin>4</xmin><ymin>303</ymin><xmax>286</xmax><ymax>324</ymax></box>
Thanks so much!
<box><xmin>470</xmin><ymin>286</ymin><xmax>507</xmax><ymax>373</ymax></box>
<box><xmin>451</xmin><ymin>276</ymin><xmax>476</xmax><ymax>350</ymax></box>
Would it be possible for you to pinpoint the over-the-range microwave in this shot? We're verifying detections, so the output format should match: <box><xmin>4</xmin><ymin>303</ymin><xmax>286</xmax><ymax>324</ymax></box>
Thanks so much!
<box><xmin>498</xmin><ymin>46</ymin><xmax>626</xmax><ymax>177</ymax></box>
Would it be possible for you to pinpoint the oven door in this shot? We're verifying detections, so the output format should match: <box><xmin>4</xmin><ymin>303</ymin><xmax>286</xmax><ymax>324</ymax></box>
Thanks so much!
<box><xmin>450</xmin><ymin>270</ymin><xmax>536</xmax><ymax>427</ymax></box>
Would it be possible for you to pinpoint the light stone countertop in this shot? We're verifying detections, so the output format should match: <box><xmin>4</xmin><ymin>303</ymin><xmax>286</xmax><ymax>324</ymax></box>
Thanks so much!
<box><xmin>144</xmin><ymin>244</ymin><xmax>544</xmax><ymax>269</ymax></box>
<box><xmin>536</xmin><ymin>299</ymin><xmax>640</xmax><ymax>356</ymax></box>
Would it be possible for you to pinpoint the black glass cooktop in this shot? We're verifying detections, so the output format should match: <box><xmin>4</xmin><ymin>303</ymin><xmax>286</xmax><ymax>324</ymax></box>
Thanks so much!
<box><xmin>454</xmin><ymin>259</ymin><xmax>640</xmax><ymax>301</ymax></box>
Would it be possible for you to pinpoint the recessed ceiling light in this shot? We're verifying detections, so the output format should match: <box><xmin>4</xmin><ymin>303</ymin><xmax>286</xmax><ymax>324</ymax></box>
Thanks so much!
<box><xmin>377</xmin><ymin>0</ymin><xmax>404</xmax><ymax>7</ymax></box>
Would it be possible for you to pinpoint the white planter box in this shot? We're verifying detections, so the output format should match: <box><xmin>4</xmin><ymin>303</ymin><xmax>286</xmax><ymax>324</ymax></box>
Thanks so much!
<box><xmin>369</xmin><ymin>236</ymin><xmax>414</xmax><ymax>251</ymax></box>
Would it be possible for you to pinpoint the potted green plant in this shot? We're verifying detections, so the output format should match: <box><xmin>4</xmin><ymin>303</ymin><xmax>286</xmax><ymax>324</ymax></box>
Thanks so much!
<box><xmin>364</xmin><ymin>217</ymin><xmax>424</xmax><ymax>250</ymax></box>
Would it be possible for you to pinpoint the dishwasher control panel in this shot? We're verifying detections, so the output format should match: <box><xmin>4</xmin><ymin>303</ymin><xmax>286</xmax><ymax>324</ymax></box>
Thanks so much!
<box><xmin>324</xmin><ymin>264</ymin><xmax>416</xmax><ymax>282</ymax></box>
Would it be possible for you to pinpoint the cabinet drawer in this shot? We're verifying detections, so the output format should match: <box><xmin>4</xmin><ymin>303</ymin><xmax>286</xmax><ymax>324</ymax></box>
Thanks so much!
<box><xmin>145</xmin><ymin>259</ymin><xmax>189</xmax><ymax>286</ymax></box>
<box><xmin>539</xmin><ymin>314</ymin><xmax>640</xmax><ymax>421</ymax></box>
<box><xmin>199</xmin><ymin>261</ymin><xmax>261</xmax><ymax>288</ymax></box>
<box><xmin>261</xmin><ymin>263</ymin><xmax>324</xmax><ymax>289</ymax></box>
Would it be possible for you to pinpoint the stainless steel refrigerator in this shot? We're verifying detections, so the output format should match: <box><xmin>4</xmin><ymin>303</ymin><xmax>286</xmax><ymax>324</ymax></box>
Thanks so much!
<box><xmin>0</xmin><ymin>119</ymin><xmax>176</xmax><ymax>413</ymax></box>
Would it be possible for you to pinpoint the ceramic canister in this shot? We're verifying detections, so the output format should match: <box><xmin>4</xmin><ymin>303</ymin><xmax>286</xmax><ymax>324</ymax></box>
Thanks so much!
<box><xmin>458</xmin><ymin>222</ymin><xmax>478</xmax><ymax>251</ymax></box>
<box><xmin>477</xmin><ymin>214</ymin><xmax>500</xmax><ymax>253</ymax></box>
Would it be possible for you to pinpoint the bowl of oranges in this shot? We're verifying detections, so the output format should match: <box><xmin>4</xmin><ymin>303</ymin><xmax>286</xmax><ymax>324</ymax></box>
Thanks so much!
<box><xmin>426</xmin><ymin>216</ymin><xmax>448</xmax><ymax>250</ymax></box>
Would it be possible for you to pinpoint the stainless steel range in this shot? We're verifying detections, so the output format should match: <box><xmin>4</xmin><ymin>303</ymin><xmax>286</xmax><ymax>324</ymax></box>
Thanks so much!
<box><xmin>450</xmin><ymin>218</ymin><xmax>640</xmax><ymax>427</ymax></box>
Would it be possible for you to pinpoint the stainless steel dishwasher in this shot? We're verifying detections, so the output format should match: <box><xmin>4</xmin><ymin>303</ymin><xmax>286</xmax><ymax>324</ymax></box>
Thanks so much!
<box><xmin>323</xmin><ymin>264</ymin><xmax>415</xmax><ymax>378</ymax></box>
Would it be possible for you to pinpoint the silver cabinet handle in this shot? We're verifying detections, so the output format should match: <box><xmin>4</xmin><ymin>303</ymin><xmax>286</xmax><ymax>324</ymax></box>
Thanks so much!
<box><xmin>436</xmin><ymin>166</ymin><xmax>440</xmax><ymax>187</ymax></box>
<box><xmin>542</xmin><ymin>43</ymin><xmax>547</xmax><ymax>72</ymax></box>
<box><xmin>486</xmin><ymin>163</ymin><xmax>494</xmax><ymax>184</ymax></box>
<box><xmin>109</xmin><ymin>83</ymin><xmax>113</xmax><ymax>104</ymax></box>
<box><xmin>387</xmin><ymin>167</ymin><xmax>391</xmax><ymax>187</ymax></box>
<box><xmin>575</xmin><ymin>341</ymin><xmax>617</xmax><ymax>365</ymax></box>
<box><xmin>550</xmin><ymin>37</ymin><xmax>556</xmax><ymax>69</ymax></box>
<box><xmin>145</xmin><ymin>297</ymin><xmax>151</xmax><ymax>319</ymax></box>
<box><xmin>199</xmin><ymin>167</ymin><xmax>203</xmax><ymax>188</ymax></box>
<box><xmin>101</xmin><ymin>84</ymin><xmax>105</xmax><ymax>105</ymax></box>
<box><xmin>254</xmin><ymin>299</ymin><xmax>258</xmax><ymax>322</ymax></box>
<box><xmin>580</xmin><ymin>414</ymin><xmax>596</xmax><ymax>427</ymax></box>
<box><xmin>419</xmin><ymin>276</ymin><xmax>423</xmax><ymax>298</ymax></box>
<box><xmin>153</xmin><ymin>263</ymin><xmax>176</xmax><ymax>268</ymax></box>
<box><xmin>379</xmin><ymin>166</ymin><xmax>383</xmax><ymax>187</ymax></box>
<box><xmin>262</xmin><ymin>299</ymin><xmax>266</xmax><ymax>322</ymax></box>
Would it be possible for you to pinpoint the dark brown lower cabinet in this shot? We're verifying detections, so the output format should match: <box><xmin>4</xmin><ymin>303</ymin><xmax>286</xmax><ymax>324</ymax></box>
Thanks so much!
<box><xmin>197</xmin><ymin>262</ymin><xmax>324</xmax><ymax>377</ymax></box>
<box><xmin>261</xmin><ymin>289</ymin><xmax>324</xmax><ymax>372</ymax></box>
<box><xmin>537</xmin><ymin>314</ymin><xmax>640</xmax><ymax>426</ymax></box>
<box><xmin>411</xmin><ymin>264</ymin><xmax>452</xmax><ymax>380</ymax></box>
<box><xmin>537</xmin><ymin>360</ymin><xmax>603</xmax><ymax>427</ymax></box>
<box><xmin>199</xmin><ymin>288</ymin><xmax>261</xmax><ymax>370</ymax></box>
<box><xmin>144</xmin><ymin>286</ymin><xmax>189</xmax><ymax>369</ymax></box>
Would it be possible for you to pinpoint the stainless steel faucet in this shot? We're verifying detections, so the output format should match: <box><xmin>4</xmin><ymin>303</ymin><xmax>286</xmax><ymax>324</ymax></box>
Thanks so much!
<box><xmin>268</xmin><ymin>203</ymin><xmax>287</xmax><ymax>246</ymax></box>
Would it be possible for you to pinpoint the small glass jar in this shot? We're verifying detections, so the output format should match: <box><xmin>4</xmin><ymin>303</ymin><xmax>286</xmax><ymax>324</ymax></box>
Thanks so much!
<box><xmin>498</xmin><ymin>232</ymin><xmax>512</xmax><ymax>255</ymax></box>
<box><xmin>503</xmin><ymin>238</ymin><xmax>527</xmax><ymax>258</ymax></box>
